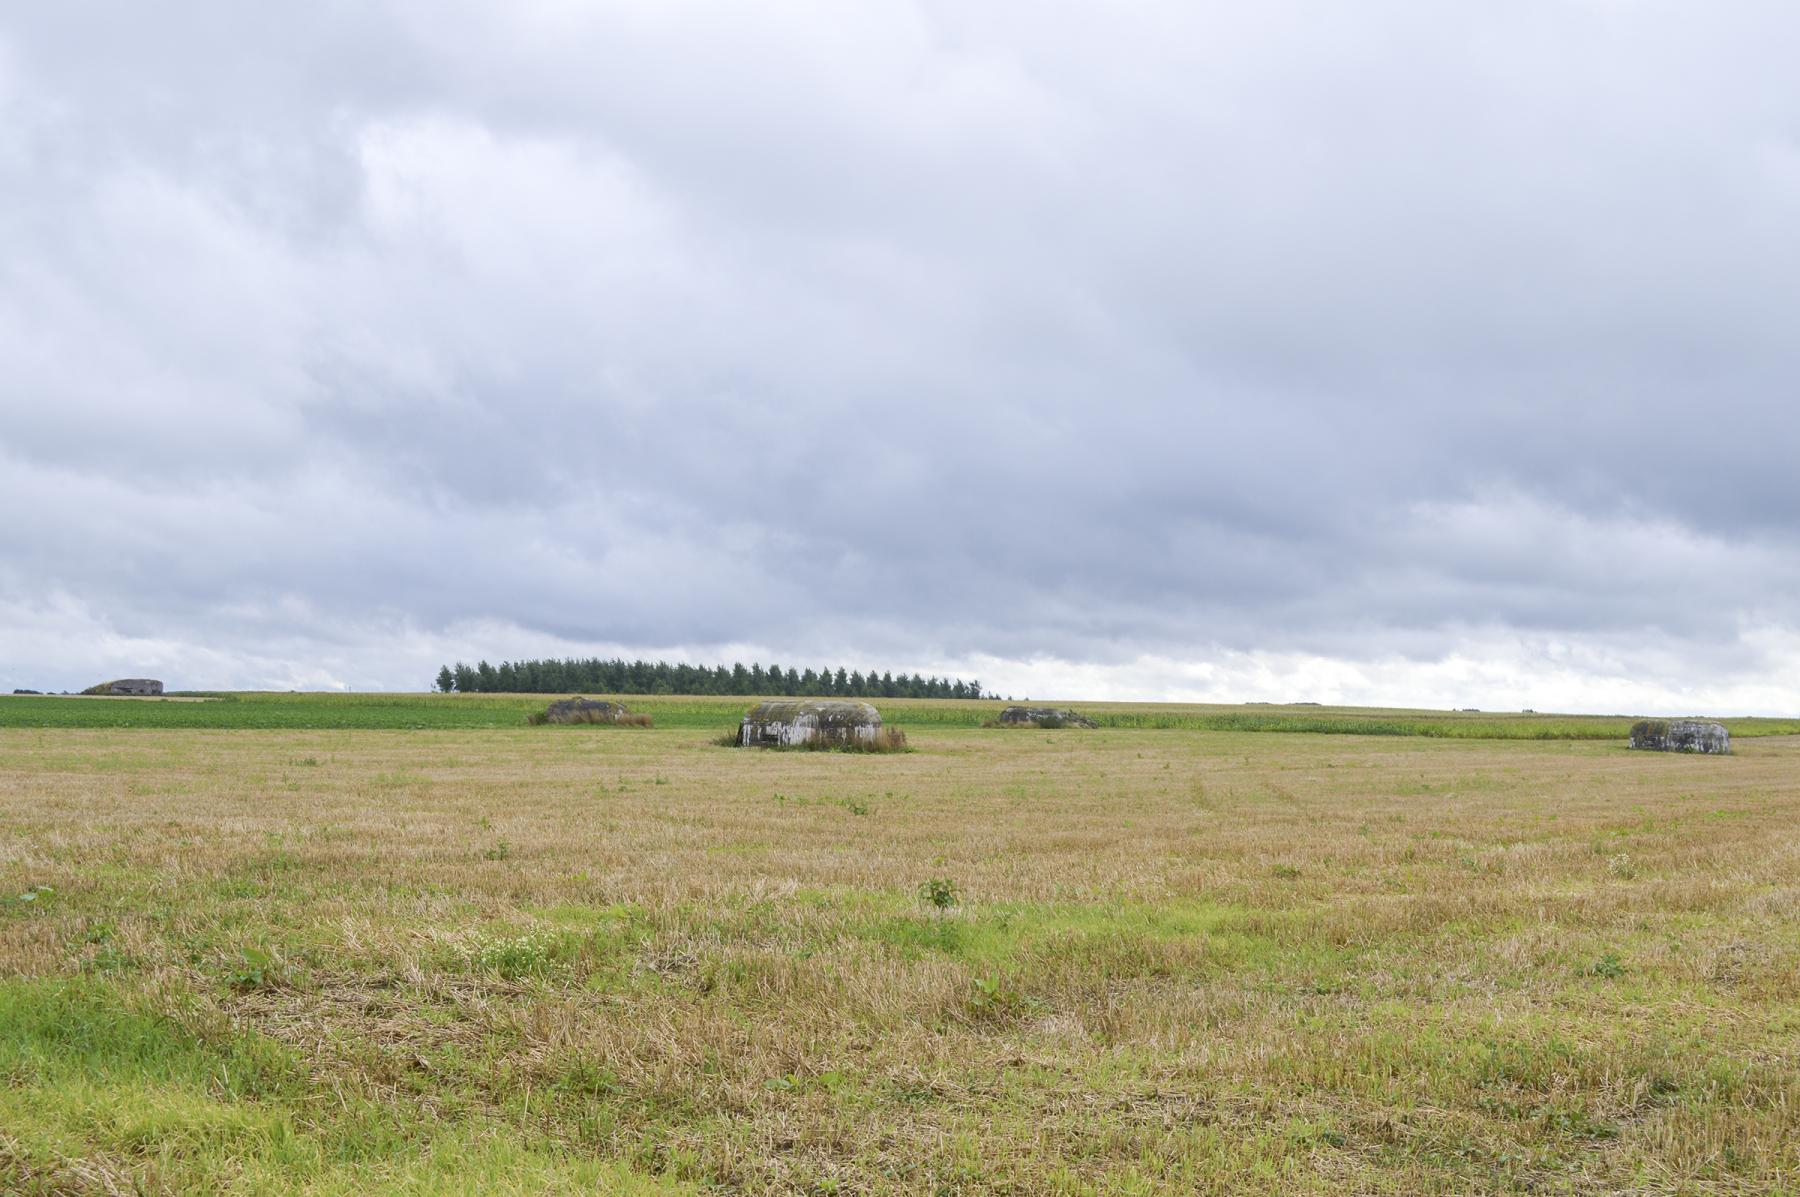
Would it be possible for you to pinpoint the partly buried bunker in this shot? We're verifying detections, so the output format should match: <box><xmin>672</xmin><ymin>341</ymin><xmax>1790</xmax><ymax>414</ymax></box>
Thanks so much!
<box><xmin>989</xmin><ymin>705</ymin><xmax>1096</xmax><ymax>729</ymax></box>
<box><xmin>735</xmin><ymin>700</ymin><xmax>905</xmax><ymax>750</ymax></box>
<box><xmin>81</xmin><ymin>678</ymin><xmax>164</xmax><ymax>696</ymax></box>
<box><xmin>528</xmin><ymin>698</ymin><xmax>651</xmax><ymax>727</ymax></box>
<box><xmin>1629</xmin><ymin>719</ymin><xmax>1730</xmax><ymax>754</ymax></box>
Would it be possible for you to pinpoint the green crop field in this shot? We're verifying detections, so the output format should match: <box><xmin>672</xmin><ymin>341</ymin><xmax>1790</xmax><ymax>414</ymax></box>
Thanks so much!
<box><xmin>2</xmin><ymin>700</ymin><xmax>1798</xmax><ymax>1194</ymax></box>
<box><xmin>3</xmin><ymin>691</ymin><xmax>1798</xmax><ymax>739</ymax></box>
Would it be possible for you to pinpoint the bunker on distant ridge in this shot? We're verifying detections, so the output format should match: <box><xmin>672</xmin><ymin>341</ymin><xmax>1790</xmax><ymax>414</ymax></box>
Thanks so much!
<box><xmin>993</xmin><ymin>705</ymin><xmax>1096</xmax><ymax>729</ymax></box>
<box><xmin>1629</xmin><ymin>719</ymin><xmax>1730</xmax><ymax>754</ymax></box>
<box><xmin>738</xmin><ymin>700</ymin><xmax>884</xmax><ymax>748</ymax></box>
<box><xmin>529</xmin><ymin>698</ymin><xmax>646</xmax><ymax>726</ymax></box>
<box><xmin>82</xmin><ymin>679</ymin><xmax>164</xmax><ymax>696</ymax></box>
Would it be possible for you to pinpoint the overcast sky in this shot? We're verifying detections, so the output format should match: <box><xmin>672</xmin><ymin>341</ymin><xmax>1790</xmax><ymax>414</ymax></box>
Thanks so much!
<box><xmin>3</xmin><ymin>3</ymin><xmax>1798</xmax><ymax>712</ymax></box>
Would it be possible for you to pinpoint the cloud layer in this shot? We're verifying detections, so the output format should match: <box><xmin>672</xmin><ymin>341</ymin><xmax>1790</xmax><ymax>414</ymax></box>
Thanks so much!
<box><xmin>3</xmin><ymin>3</ymin><xmax>1798</xmax><ymax>711</ymax></box>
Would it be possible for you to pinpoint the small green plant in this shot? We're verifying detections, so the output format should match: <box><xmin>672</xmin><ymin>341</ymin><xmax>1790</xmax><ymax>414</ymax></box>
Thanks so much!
<box><xmin>840</xmin><ymin>799</ymin><xmax>870</xmax><ymax>816</ymax></box>
<box><xmin>85</xmin><ymin>944</ymin><xmax>138</xmax><ymax>974</ymax></box>
<box><xmin>1270</xmin><ymin>864</ymin><xmax>1302</xmax><ymax>880</ymax></box>
<box><xmin>75</xmin><ymin>921</ymin><xmax>134</xmax><ymax>972</ymax></box>
<box><xmin>918</xmin><ymin>878</ymin><xmax>959</xmax><ymax>912</ymax></box>
<box><xmin>2</xmin><ymin>884</ymin><xmax>54</xmax><ymax>911</ymax></box>
<box><xmin>228</xmin><ymin>946</ymin><xmax>280</xmax><ymax>991</ymax></box>
<box><xmin>465</xmin><ymin>929</ymin><xmax>573</xmax><ymax>979</ymax></box>
<box><xmin>1586</xmin><ymin>953</ymin><xmax>1626</xmax><ymax>979</ymax></box>
<box><xmin>483</xmin><ymin>839</ymin><xmax>512</xmax><ymax>862</ymax></box>
<box><xmin>968</xmin><ymin>973</ymin><xmax>1039</xmax><ymax>1021</ymax></box>
<box><xmin>1607</xmin><ymin>853</ymin><xmax>1637</xmax><ymax>879</ymax></box>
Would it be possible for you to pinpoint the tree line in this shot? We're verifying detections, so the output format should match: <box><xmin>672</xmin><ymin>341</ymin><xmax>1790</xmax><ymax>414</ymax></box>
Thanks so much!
<box><xmin>435</xmin><ymin>658</ymin><xmax>985</xmax><ymax>700</ymax></box>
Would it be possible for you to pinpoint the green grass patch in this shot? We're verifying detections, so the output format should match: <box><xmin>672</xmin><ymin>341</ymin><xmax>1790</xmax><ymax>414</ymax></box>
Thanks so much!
<box><xmin>6</xmin><ymin>691</ymin><xmax>1798</xmax><ymax>739</ymax></box>
<box><xmin>0</xmin><ymin>976</ymin><xmax>695</xmax><ymax>1195</ymax></box>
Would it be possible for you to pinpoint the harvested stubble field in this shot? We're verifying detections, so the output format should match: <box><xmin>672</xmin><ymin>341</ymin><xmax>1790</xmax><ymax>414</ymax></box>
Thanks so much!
<box><xmin>1</xmin><ymin>708</ymin><xmax>1797</xmax><ymax>1194</ymax></box>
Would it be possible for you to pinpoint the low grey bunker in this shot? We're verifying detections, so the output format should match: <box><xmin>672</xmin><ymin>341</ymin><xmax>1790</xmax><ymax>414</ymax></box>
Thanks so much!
<box><xmin>1628</xmin><ymin>719</ymin><xmax>1730</xmax><ymax>754</ymax></box>
<box><xmin>735</xmin><ymin>699</ymin><xmax>905</xmax><ymax>751</ymax></box>
<box><xmin>527</xmin><ymin>698</ymin><xmax>651</xmax><ymax>726</ymax></box>
<box><xmin>80</xmin><ymin>678</ymin><xmax>164</xmax><ymax>696</ymax></box>
<box><xmin>989</xmin><ymin>705</ymin><xmax>1097</xmax><ymax>729</ymax></box>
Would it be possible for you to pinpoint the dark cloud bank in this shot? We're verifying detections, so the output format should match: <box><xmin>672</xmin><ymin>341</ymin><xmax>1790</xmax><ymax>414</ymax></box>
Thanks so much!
<box><xmin>3</xmin><ymin>3</ymin><xmax>1798</xmax><ymax>711</ymax></box>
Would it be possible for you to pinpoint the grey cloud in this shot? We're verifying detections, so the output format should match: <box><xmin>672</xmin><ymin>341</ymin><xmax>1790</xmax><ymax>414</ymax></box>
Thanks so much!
<box><xmin>2</xmin><ymin>3</ymin><xmax>1798</xmax><ymax>708</ymax></box>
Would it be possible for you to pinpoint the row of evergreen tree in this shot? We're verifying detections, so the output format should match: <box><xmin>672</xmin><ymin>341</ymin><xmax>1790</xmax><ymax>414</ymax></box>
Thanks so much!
<box><xmin>435</xmin><ymin>658</ymin><xmax>985</xmax><ymax>700</ymax></box>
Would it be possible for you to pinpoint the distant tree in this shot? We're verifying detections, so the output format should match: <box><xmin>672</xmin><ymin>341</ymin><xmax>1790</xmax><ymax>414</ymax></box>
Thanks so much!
<box><xmin>431</xmin><ymin>657</ymin><xmax>980</xmax><ymax>698</ymax></box>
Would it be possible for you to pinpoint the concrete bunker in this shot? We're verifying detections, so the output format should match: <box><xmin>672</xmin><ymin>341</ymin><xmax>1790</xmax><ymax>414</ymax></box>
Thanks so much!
<box><xmin>528</xmin><ymin>698</ymin><xmax>649</xmax><ymax>726</ymax></box>
<box><xmin>737</xmin><ymin>700</ymin><xmax>892</xmax><ymax>749</ymax></box>
<box><xmin>1629</xmin><ymin>719</ymin><xmax>1730</xmax><ymax>754</ymax></box>
<box><xmin>992</xmin><ymin>705</ymin><xmax>1096</xmax><ymax>729</ymax></box>
<box><xmin>82</xmin><ymin>679</ymin><xmax>164</xmax><ymax>696</ymax></box>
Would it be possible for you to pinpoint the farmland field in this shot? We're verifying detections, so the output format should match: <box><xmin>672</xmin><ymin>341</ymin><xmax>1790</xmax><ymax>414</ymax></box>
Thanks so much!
<box><xmin>2</xmin><ymin>700</ymin><xmax>1798</xmax><ymax>1194</ymax></box>
<box><xmin>4</xmin><ymin>691</ymin><xmax>1800</xmax><ymax>739</ymax></box>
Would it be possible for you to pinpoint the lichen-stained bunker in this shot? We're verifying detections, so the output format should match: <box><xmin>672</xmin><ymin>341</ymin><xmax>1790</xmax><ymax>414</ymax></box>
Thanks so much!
<box><xmin>737</xmin><ymin>700</ymin><xmax>883</xmax><ymax>747</ymax></box>
<box><xmin>995</xmin><ymin>705</ymin><xmax>1096</xmax><ymax>729</ymax></box>
<box><xmin>1629</xmin><ymin>718</ymin><xmax>1731</xmax><ymax>754</ymax></box>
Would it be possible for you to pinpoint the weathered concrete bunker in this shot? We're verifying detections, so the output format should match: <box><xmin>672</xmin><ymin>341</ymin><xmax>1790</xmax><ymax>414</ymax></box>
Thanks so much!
<box><xmin>1629</xmin><ymin>719</ymin><xmax>1730</xmax><ymax>754</ymax></box>
<box><xmin>530</xmin><ymin>698</ymin><xmax>643</xmax><ymax>726</ymax></box>
<box><xmin>738</xmin><ymin>700</ymin><xmax>883</xmax><ymax>748</ymax></box>
<box><xmin>82</xmin><ymin>679</ymin><xmax>164</xmax><ymax>696</ymax></box>
<box><xmin>994</xmin><ymin>705</ymin><xmax>1096</xmax><ymax>729</ymax></box>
